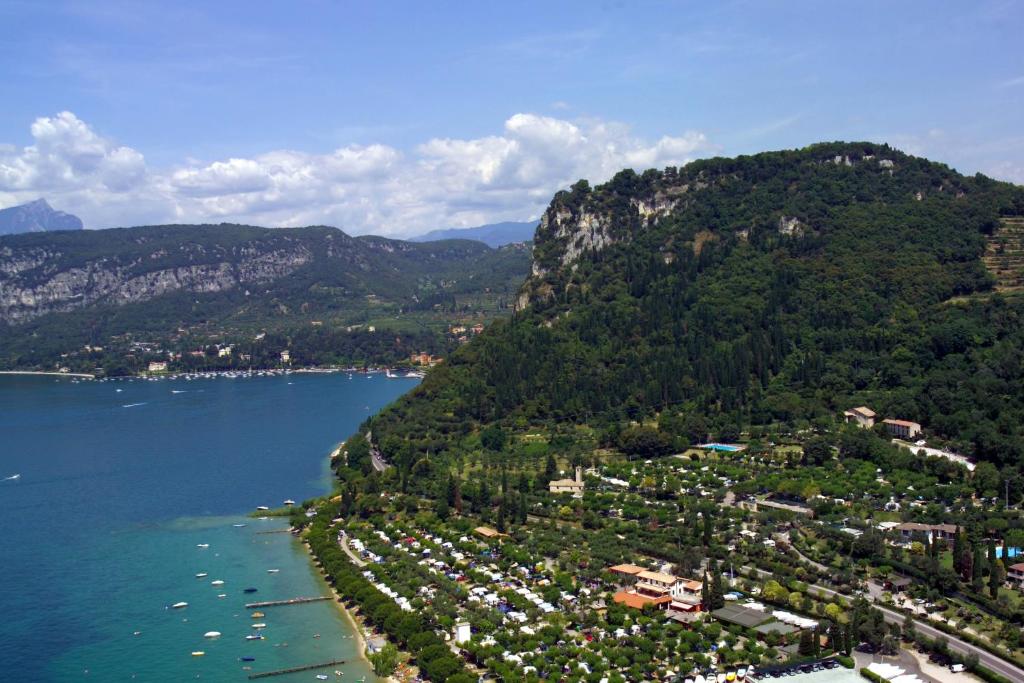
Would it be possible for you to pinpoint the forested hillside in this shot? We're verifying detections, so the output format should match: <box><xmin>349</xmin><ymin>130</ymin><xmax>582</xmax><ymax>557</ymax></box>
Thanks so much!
<box><xmin>0</xmin><ymin>224</ymin><xmax>529</xmax><ymax>369</ymax></box>
<box><xmin>368</xmin><ymin>142</ymin><xmax>1024</xmax><ymax>472</ymax></box>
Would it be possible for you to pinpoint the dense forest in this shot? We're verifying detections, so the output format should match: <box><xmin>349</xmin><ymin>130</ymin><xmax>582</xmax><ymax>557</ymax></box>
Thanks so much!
<box><xmin>367</xmin><ymin>142</ymin><xmax>1024</xmax><ymax>474</ymax></box>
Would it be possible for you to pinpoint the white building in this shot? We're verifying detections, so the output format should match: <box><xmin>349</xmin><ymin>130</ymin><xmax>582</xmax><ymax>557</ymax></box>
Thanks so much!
<box><xmin>549</xmin><ymin>467</ymin><xmax>585</xmax><ymax>497</ymax></box>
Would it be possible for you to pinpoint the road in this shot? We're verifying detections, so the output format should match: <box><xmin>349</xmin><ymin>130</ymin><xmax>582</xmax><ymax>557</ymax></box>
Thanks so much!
<box><xmin>365</xmin><ymin>430</ymin><xmax>390</xmax><ymax>472</ymax></box>
<box><xmin>337</xmin><ymin>531</ymin><xmax>367</xmax><ymax>567</ymax></box>
<box><xmin>741</xmin><ymin>565</ymin><xmax>1024</xmax><ymax>681</ymax></box>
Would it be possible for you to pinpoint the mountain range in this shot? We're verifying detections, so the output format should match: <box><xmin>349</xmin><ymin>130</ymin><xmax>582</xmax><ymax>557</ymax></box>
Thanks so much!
<box><xmin>0</xmin><ymin>224</ymin><xmax>530</xmax><ymax>368</ymax></box>
<box><xmin>0</xmin><ymin>199</ymin><xmax>83</xmax><ymax>235</ymax></box>
<box><xmin>412</xmin><ymin>221</ymin><xmax>537</xmax><ymax>247</ymax></box>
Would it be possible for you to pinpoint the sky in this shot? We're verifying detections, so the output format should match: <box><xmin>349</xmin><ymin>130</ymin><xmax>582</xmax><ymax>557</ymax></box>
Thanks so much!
<box><xmin>0</xmin><ymin>0</ymin><xmax>1021</xmax><ymax>236</ymax></box>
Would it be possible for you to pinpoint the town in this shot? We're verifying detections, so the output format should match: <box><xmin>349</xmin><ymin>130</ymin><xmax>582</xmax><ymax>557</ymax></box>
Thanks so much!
<box><xmin>296</xmin><ymin>404</ymin><xmax>1024</xmax><ymax>683</ymax></box>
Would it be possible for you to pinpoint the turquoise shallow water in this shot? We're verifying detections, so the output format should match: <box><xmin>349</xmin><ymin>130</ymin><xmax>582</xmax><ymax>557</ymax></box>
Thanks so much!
<box><xmin>0</xmin><ymin>371</ymin><xmax>417</xmax><ymax>682</ymax></box>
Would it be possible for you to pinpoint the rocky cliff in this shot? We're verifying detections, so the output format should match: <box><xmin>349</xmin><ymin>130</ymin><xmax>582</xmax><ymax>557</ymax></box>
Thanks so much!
<box><xmin>0</xmin><ymin>223</ymin><xmax>529</xmax><ymax>325</ymax></box>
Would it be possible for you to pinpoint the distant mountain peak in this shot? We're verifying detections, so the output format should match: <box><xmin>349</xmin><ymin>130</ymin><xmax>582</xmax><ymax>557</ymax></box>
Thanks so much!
<box><xmin>0</xmin><ymin>198</ymin><xmax>84</xmax><ymax>235</ymax></box>
<box><xmin>412</xmin><ymin>220</ymin><xmax>537</xmax><ymax>247</ymax></box>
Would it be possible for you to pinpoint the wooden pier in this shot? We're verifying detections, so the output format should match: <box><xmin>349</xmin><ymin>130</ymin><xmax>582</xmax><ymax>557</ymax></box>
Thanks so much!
<box><xmin>244</xmin><ymin>596</ymin><xmax>331</xmax><ymax>608</ymax></box>
<box><xmin>247</xmin><ymin>658</ymin><xmax>346</xmax><ymax>679</ymax></box>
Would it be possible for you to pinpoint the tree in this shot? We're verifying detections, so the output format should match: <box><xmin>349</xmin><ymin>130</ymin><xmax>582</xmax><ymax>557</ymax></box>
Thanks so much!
<box><xmin>496</xmin><ymin>497</ymin><xmax>507</xmax><ymax>533</ymax></box>
<box><xmin>480</xmin><ymin>424</ymin><xmax>507</xmax><ymax>451</ymax></box>
<box><xmin>368</xmin><ymin>643</ymin><xmax>399</xmax><ymax>677</ymax></box>
<box><xmin>545</xmin><ymin>453</ymin><xmax>557</xmax><ymax>482</ymax></box>
<box><xmin>710</xmin><ymin>563</ymin><xmax>725</xmax><ymax>610</ymax></box>
<box><xmin>798</xmin><ymin>629</ymin><xmax>815</xmax><ymax>656</ymax></box>
<box><xmin>618</xmin><ymin>426</ymin><xmax>673</xmax><ymax>459</ymax></box>
<box><xmin>972</xmin><ymin>546</ymin><xmax>986</xmax><ymax>593</ymax></box>
<box><xmin>803</xmin><ymin>436</ymin><xmax>832</xmax><ymax>466</ymax></box>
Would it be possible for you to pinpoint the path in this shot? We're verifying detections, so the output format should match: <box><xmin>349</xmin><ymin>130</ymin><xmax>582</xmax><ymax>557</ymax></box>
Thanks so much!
<box><xmin>338</xmin><ymin>532</ymin><xmax>367</xmax><ymax>567</ymax></box>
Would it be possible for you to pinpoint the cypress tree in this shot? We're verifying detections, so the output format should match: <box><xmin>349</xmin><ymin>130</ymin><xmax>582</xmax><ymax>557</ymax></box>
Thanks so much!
<box><xmin>972</xmin><ymin>547</ymin><xmax>986</xmax><ymax>593</ymax></box>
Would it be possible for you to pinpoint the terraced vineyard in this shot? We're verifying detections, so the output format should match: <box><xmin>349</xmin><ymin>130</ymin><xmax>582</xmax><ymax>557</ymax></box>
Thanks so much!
<box><xmin>984</xmin><ymin>217</ymin><xmax>1024</xmax><ymax>292</ymax></box>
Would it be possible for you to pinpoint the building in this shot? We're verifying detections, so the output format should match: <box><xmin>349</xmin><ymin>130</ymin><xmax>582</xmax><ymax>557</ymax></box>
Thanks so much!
<box><xmin>1007</xmin><ymin>563</ymin><xmax>1024</xmax><ymax>590</ymax></box>
<box><xmin>608</xmin><ymin>564</ymin><xmax>647</xmax><ymax>583</ymax></box>
<box><xmin>549</xmin><ymin>467</ymin><xmax>585</xmax><ymax>497</ymax></box>
<box><xmin>147</xmin><ymin>361</ymin><xmax>168</xmax><ymax>373</ymax></box>
<box><xmin>612</xmin><ymin>590</ymin><xmax>671</xmax><ymax>610</ymax></box>
<box><xmin>454</xmin><ymin>621</ymin><xmax>472</xmax><ymax>644</ymax></box>
<box><xmin>473</xmin><ymin>526</ymin><xmax>506</xmax><ymax>540</ymax></box>
<box><xmin>280</xmin><ymin>350</ymin><xmax>291</xmax><ymax>363</ymax></box>
<box><xmin>843</xmin><ymin>406</ymin><xmax>876</xmax><ymax>429</ymax></box>
<box><xmin>883</xmin><ymin>418</ymin><xmax>922</xmax><ymax>440</ymax></box>
<box><xmin>217</xmin><ymin>345</ymin><xmax>233</xmax><ymax>358</ymax></box>
<box><xmin>894</xmin><ymin>522</ymin><xmax>958</xmax><ymax>546</ymax></box>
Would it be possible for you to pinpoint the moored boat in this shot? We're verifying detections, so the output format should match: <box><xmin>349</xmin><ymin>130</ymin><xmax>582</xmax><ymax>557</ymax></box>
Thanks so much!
<box><xmin>171</xmin><ymin>601</ymin><xmax>188</xmax><ymax>609</ymax></box>
<box><xmin>203</xmin><ymin>631</ymin><xmax>221</xmax><ymax>638</ymax></box>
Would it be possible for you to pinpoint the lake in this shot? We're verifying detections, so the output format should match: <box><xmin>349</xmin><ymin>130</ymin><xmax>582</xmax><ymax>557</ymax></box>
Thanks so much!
<box><xmin>0</xmin><ymin>371</ymin><xmax>417</xmax><ymax>681</ymax></box>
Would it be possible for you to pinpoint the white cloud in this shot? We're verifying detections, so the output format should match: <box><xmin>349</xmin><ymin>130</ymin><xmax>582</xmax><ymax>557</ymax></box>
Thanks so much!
<box><xmin>0</xmin><ymin>110</ymin><xmax>715</xmax><ymax>236</ymax></box>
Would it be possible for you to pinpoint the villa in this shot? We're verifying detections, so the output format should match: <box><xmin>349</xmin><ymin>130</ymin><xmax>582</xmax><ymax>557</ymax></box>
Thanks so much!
<box><xmin>549</xmin><ymin>467</ymin><xmax>585</xmax><ymax>497</ymax></box>
<box><xmin>843</xmin><ymin>406</ymin><xmax>876</xmax><ymax>428</ymax></box>
<box><xmin>883</xmin><ymin>418</ymin><xmax>922</xmax><ymax>439</ymax></box>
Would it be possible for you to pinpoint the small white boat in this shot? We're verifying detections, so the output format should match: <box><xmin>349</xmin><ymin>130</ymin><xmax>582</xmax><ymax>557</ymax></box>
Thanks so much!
<box><xmin>191</xmin><ymin>651</ymin><xmax>205</xmax><ymax>657</ymax></box>
<box><xmin>283</xmin><ymin>500</ymin><xmax>295</xmax><ymax>506</ymax></box>
<box><xmin>256</xmin><ymin>506</ymin><xmax>269</xmax><ymax>511</ymax></box>
<box><xmin>171</xmin><ymin>602</ymin><xmax>188</xmax><ymax>609</ymax></box>
<box><xmin>211</xmin><ymin>580</ymin><xmax>224</xmax><ymax>586</ymax></box>
<box><xmin>204</xmin><ymin>631</ymin><xmax>221</xmax><ymax>638</ymax></box>
<box><xmin>233</xmin><ymin>523</ymin><xmax>247</xmax><ymax>528</ymax></box>
<box><xmin>267</xmin><ymin>569</ymin><xmax>280</xmax><ymax>574</ymax></box>
<box><xmin>251</xmin><ymin>622</ymin><xmax>267</xmax><ymax>629</ymax></box>
<box><xmin>196</xmin><ymin>543</ymin><xmax>209</xmax><ymax>549</ymax></box>
<box><xmin>3</xmin><ymin>474</ymin><xmax>20</xmax><ymax>481</ymax></box>
<box><xmin>245</xmin><ymin>634</ymin><xmax>265</xmax><ymax>641</ymax></box>
<box><xmin>317</xmin><ymin>676</ymin><xmax>329</xmax><ymax>681</ymax></box>
<box><xmin>195</xmin><ymin>572</ymin><xmax>208</xmax><ymax>578</ymax></box>
<box><xmin>217</xmin><ymin>594</ymin><xmax>227</xmax><ymax>598</ymax></box>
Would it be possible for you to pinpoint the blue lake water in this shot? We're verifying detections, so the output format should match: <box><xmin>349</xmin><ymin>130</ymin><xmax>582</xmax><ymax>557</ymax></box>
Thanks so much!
<box><xmin>0</xmin><ymin>371</ymin><xmax>417</xmax><ymax>682</ymax></box>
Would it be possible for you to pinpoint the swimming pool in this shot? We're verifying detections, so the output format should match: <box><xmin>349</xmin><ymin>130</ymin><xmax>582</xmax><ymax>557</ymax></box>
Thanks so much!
<box><xmin>700</xmin><ymin>442</ymin><xmax>745</xmax><ymax>452</ymax></box>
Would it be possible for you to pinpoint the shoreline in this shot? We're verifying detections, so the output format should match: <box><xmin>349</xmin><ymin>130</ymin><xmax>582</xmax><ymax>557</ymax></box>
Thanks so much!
<box><xmin>0</xmin><ymin>369</ymin><xmax>96</xmax><ymax>379</ymax></box>
<box><xmin>301</xmin><ymin>537</ymin><xmax>395</xmax><ymax>683</ymax></box>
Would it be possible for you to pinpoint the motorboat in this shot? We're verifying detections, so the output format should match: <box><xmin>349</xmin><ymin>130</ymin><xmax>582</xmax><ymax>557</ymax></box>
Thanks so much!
<box><xmin>204</xmin><ymin>631</ymin><xmax>221</xmax><ymax>638</ymax></box>
<box><xmin>283</xmin><ymin>500</ymin><xmax>295</xmax><ymax>506</ymax></box>
<box><xmin>251</xmin><ymin>623</ymin><xmax>267</xmax><ymax>629</ymax></box>
<box><xmin>245</xmin><ymin>634</ymin><xmax>265</xmax><ymax>641</ymax></box>
<box><xmin>243</xmin><ymin>587</ymin><xmax>258</xmax><ymax>593</ymax></box>
<box><xmin>196</xmin><ymin>543</ymin><xmax>209</xmax><ymax>549</ymax></box>
<box><xmin>251</xmin><ymin>612</ymin><xmax>265</xmax><ymax>618</ymax></box>
<box><xmin>171</xmin><ymin>602</ymin><xmax>188</xmax><ymax>609</ymax></box>
<box><xmin>233</xmin><ymin>523</ymin><xmax>247</xmax><ymax>528</ymax></box>
<box><xmin>191</xmin><ymin>651</ymin><xmax>204</xmax><ymax>657</ymax></box>
<box><xmin>195</xmin><ymin>572</ymin><xmax>208</xmax><ymax>578</ymax></box>
<box><xmin>240</xmin><ymin>656</ymin><xmax>255</xmax><ymax>662</ymax></box>
<box><xmin>267</xmin><ymin>569</ymin><xmax>280</xmax><ymax>574</ymax></box>
<box><xmin>217</xmin><ymin>594</ymin><xmax>227</xmax><ymax>598</ymax></box>
<box><xmin>211</xmin><ymin>580</ymin><xmax>224</xmax><ymax>586</ymax></box>
<box><xmin>256</xmin><ymin>506</ymin><xmax>269</xmax><ymax>511</ymax></box>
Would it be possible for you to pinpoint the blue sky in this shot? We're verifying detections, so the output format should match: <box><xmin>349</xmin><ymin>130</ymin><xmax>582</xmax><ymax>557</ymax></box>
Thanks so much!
<box><xmin>0</xmin><ymin>0</ymin><xmax>1021</xmax><ymax>235</ymax></box>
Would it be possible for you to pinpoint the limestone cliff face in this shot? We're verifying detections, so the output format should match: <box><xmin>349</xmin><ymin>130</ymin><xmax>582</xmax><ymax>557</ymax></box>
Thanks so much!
<box><xmin>0</xmin><ymin>223</ymin><xmax>527</xmax><ymax>327</ymax></box>
<box><xmin>0</xmin><ymin>242</ymin><xmax>311</xmax><ymax>323</ymax></box>
<box><xmin>515</xmin><ymin>142</ymin><xmax>930</xmax><ymax>311</ymax></box>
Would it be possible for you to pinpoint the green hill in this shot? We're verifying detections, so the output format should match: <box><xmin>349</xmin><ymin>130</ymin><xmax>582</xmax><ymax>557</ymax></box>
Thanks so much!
<box><xmin>0</xmin><ymin>224</ymin><xmax>530</xmax><ymax>369</ymax></box>
<box><xmin>367</xmin><ymin>142</ymin><xmax>1024</xmax><ymax>471</ymax></box>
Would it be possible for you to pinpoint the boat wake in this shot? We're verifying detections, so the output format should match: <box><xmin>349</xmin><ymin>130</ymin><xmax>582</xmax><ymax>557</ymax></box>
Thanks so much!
<box><xmin>171</xmin><ymin>390</ymin><xmax>187</xmax><ymax>394</ymax></box>
<box><xmin>121</xmin><ymin>402</ymin><xmax>147</xmax><ymax>408</ymax></box>
<box><xmin>3</xmin><ymin>473</ymin><xmax>20</xmax><ymax>481</ymax></box>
